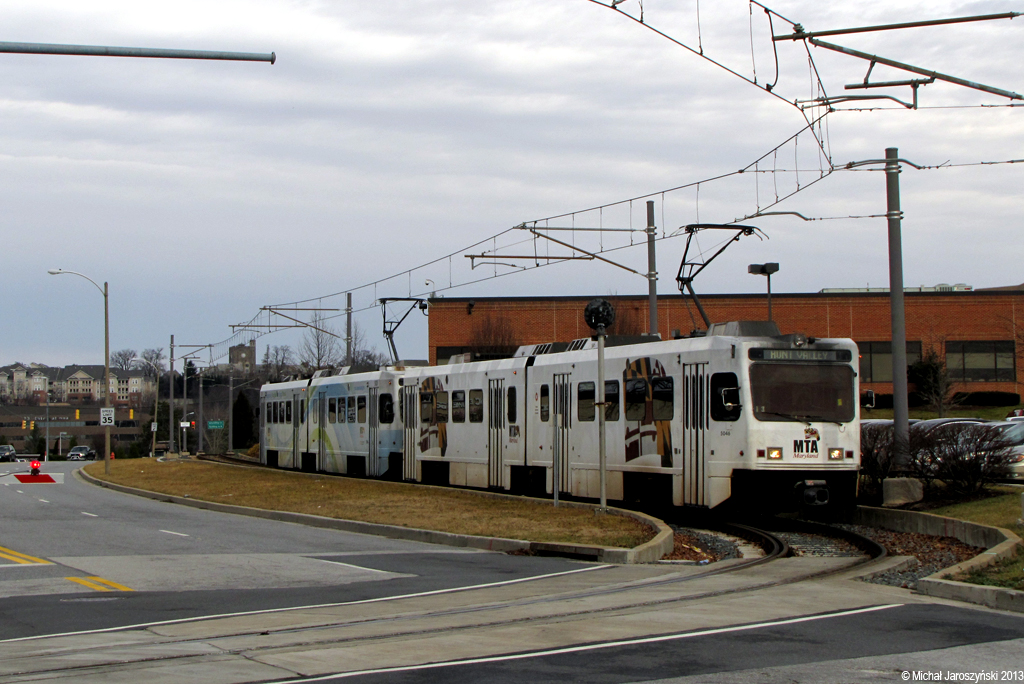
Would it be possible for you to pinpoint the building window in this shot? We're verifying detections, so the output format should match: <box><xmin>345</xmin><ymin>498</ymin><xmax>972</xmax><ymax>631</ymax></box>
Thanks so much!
<box><xmin>857</xmin><ymin>341</ymin><xmax>922</xmax><ymax>383</ymax></box>
<box><xmin>946</xmin><ymin>341</ymin><xmax>1015</xmax><ymax>381</ymax></box>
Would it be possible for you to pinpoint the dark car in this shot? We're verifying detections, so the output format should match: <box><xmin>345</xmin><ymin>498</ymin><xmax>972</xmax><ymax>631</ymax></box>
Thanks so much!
<box><xmin>67</xmin><ymin>446</ymin><xmax>96</xmax><ymax>461</ymax></box>
<box><xmin>0</xmin><ymin>445</ymin><xmax>16</xmax><ymax>462</ymax></box>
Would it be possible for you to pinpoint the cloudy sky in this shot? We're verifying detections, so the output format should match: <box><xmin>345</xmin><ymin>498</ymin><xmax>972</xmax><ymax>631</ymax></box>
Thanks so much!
<box><xmin>4</xmin><ymin>0</ymin><xmax>1021</xmax><ymax>368</ymax></box>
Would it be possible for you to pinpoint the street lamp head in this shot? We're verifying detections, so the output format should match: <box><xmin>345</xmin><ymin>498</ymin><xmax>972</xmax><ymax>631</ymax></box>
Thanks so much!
<box><xmin>748</xmin><ymin>262</ymin><xmax>780</xmax><ymax>276</ymax></box>
<box><xmin>47</xmin><ymin>269</ymin><xmax>64</xmax><ymax>275</ymax></box>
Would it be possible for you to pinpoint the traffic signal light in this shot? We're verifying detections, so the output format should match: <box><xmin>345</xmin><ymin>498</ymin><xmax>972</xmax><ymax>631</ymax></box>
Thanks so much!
<box><xmin>129</xmin><ymin>409</ymin><xmax>134</xmax><ymax>420</ymax></box>
<box><xmin>75</xmin><ymin>409</ymin><xmax>80</xmax><ymax>420</ymax></box>
<box><xmin>190</xmin><ymin>421</ymin><xmax>196</xmax><ymax>429</ymax></box>
<box><xmin>21</xmin><ymin>420</ymin><xmax>26</xmax><ymax>429</ymax></box>
<box><xmin>29</xmin><ymin>421</ymin><xmax>35</xmax><ymax>430</ymax></box>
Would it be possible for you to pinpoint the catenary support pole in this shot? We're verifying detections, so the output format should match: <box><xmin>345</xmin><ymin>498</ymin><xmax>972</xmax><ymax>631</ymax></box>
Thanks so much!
<box><xmin>886</xmin><ymin>148</ymin><xmax>911</xmax><ymax>466</ymax></box>
<box><xmin>346</xmin><ymin>293</ymin><xmax>353</xmax><ymax>365</ymax></box>
<box><xmin>598</xmin><ymin>325</ymin><xmax>607</xmax><ymax>510</ymax></box>
<box><xmin>646</xmin><ymin>201</ymin><xmax>658</xmax><ymax>336</ymax></box>
<box><xmin>197</xmin><ymin>368</ymin><xmax>204</xmax><ymax>454</ymax></box>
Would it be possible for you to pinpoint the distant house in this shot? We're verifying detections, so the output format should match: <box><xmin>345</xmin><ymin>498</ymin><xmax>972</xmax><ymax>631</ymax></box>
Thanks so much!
<box><xmin>0</xmin><ymin>364</ymin><xmax>154</xmax><ymax>408</ymax></box>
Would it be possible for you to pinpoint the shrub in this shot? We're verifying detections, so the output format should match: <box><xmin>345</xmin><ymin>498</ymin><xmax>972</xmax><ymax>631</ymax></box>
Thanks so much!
<box><xmin>246</xmin><ymin>442</ymin><xmax>260</xmax><ymax>459</ymax></box>
<box><xmin>931</xmin><ymin>424</ymin><xmax>1014</xmax><ymax>497</ymax></box>
<box><xmin>860</xmin><ymin>422</ymin><xmax>896</xmax><ymax>500</ymax></box>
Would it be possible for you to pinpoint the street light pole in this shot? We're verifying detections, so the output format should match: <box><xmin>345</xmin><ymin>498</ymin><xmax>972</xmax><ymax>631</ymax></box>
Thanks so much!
<box><xmin>48</xmin><ymin>269</ymin><xmax>111</xmax><ymax>475</ymax></box>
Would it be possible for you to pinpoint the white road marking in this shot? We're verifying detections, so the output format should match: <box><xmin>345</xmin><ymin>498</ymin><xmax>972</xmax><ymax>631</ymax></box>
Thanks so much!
<box><xmin>15</xmin><ymin>490</ymin><xmax>23</xmax><ymax>494</ymax></box>
<box><xmin>313</xmin><ymin>558</ymin><xmax>398</xmax><ymax>574</ymax></box>
<box><xmin>0</xmin><ymin>564</ymin><xmax>611</xmax><ymax>643</ymax></box>
<box><xmin>159</xmin><ymin>530</ymin><xmax>189</xmax><ymax>537</ymax></box>
<box><xmin>37</xmin><ymin>499</ymin><xmax>49</xmax><ymax>503</ymax></box>
<box><xmin>81</xmin><ymin>512</ymin><xmax>98</xmax><ymax>517</ymax></box>
<box><xmin>256</xmin><ymin>604</ymin><xmax>906</xmax><ymax>683</ymax></box>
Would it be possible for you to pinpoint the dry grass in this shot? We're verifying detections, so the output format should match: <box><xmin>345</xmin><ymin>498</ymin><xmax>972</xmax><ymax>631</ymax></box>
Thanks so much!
<box><xmin>85</xmin><ymin>459</ymin><xmax>655</xmax><ymax>549</ymax></box>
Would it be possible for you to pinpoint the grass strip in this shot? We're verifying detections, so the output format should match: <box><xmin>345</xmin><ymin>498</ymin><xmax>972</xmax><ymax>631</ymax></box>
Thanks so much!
<box><xmin>928</xmin><ymin>487</ymin><xmax>1024</xmax><ymax>590</ymax></box>
<box><xmin>85</xmin><ymin>459</ymin><xmax>655</xmax><ymax>549</ymax></box>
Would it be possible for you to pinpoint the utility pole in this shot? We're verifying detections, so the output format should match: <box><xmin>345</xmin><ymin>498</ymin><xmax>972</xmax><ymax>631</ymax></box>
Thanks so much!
<box><xmin>227</xmin><ymin>373</ymin><xmax>234</xmax><ymax>455</ymax></box>
<box><xmin>169</xmin><ymin>335</ymin><xmax>175</xmax><ymax>454</ymax></box>
<box><xmin>646</xmin><ymin>201</ymin><xmax>658</xmax><ymax>337</ymax></box>
<box><xmin>886</xmin><ymin>148</ymin><xmax>911</xmax><ymax>466</ymax></box>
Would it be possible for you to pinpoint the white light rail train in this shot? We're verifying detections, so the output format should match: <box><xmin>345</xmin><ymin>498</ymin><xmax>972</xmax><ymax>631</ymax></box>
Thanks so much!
<box><xmin>260</xmin><ymin>321</ymin><xmax>861</xmax><ymax>511</ymax></box>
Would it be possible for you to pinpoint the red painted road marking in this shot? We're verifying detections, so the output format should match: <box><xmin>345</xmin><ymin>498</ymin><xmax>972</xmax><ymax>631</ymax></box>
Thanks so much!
<box><xmin>13</xmin><ymin>474</ymin><xmax>56</xmax><ymax>484</ymax></box>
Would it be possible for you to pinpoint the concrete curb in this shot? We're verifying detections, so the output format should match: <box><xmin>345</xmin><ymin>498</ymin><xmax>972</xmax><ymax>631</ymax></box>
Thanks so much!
<box><xmin>76</xmin><ymin>468</ymin><xmax>673</xmax><ymax>564</ymax></box>
<box><xmin>853</xmin><ymin>505</ymin><xmax>1024</xmax><ymax>612</ymax></box>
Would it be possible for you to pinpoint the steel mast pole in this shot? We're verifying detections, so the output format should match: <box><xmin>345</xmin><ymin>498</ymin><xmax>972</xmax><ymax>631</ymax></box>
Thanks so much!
<box><xmin>103</xmin><ymin>281</ymin><xmax>110</xmax><ymax>474</ymax></box>
<box><xmin>886</xmin><ymin>148</ymin><xmax>911</xmax><ymax>466</ymax></box>
<box><xmin>646</xmin><ymin>201</ymin><xmax>658</xmax><ymax>336</ymax></box>
<box><xmin>598</xmin><ymin>324</ymin><xmax>607</xmax><ymax>510</ymax></box>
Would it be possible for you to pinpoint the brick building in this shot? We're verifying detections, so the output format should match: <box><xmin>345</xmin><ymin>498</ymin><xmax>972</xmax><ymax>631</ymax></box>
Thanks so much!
<box><xmin>426</xmin><ymin>284</ymin><xmax>1024</xmax><ymax>403</ymax></box>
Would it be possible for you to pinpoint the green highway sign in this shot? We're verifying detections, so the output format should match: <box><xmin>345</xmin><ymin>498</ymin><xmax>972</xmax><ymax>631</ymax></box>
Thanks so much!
<box><xmin>207</xmin><ymin>420</ymin><xmax>225</xmax><ymax>430</ymax></box>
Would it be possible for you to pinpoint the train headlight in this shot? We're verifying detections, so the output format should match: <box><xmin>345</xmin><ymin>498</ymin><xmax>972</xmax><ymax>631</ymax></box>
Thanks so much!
<box><xmin>828</xmin><ymin>448</ymin><xmax>843</xmax><ymax>461</ymax></box>
<box><xmin>767</xmin><ymin>447</ymin><xmax>783</xmax><ymax>460</ymax></box>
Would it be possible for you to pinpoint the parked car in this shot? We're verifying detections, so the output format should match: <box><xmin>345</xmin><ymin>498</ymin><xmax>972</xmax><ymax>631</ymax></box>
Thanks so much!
<box><xmin>985</xmin><ymin>421</ymin><xmax>1024</xmax><ymax>479</ymax></box>
<box><xmin>0</xmin><ymin>445</ymin><xmax>16</xmax><ymax>462</ymax></box>
<box><xmin>67</xmin><ymin>446</ymin><xmax>96</xmax><ymax>461</ymax></box>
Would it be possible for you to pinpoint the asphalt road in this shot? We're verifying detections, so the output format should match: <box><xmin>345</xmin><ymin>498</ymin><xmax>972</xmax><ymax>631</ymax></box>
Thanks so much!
<box><xmin>3</xmin><ymin>459</ymin><xmax>1023</xmax><ymax>684</ymax></box>
<box><xmin>0</xmin><ymin>459</ymin><xmax>581</xmax><ymax>639</ymax></box>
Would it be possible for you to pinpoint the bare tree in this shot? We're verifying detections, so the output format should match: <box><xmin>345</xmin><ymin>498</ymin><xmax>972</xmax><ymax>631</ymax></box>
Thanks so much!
<box><xmin>261</xmin><ymin>345</ymin><xmax>295</xmax><ymax>381</ymax></box>
<box><xmin>909</xmin><ymin>347</ymin><xmax>962</xmax><ymax>417</ymax></box>
<box><xmin>349</xmin><ymin>322</ymin><xmax>389</xmax><ymax>368</ymax></box>
<box><xmin>137</xmin><ymin>348</ymin><xmax>166</xmax><ymax>380</ymax></box>
<box><xmin>299</xmin><ymin>311</ymin><xmax>342</xmax><ymax>370</ymax></box>
<box><xmin>468</xmin><ymin>314</ymin><xmax>519</xmax><ymax>359</ymax></box>
<box><xmin>110</xmin><ymin>349</ymin><xmax>138</xmax><ymax>371</ymax></box>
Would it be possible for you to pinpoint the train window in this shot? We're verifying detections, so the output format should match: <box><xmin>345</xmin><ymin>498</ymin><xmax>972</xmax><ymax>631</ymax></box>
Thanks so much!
<box><xmin>578</xmin><ymin>382</ymin><xmax>596</xmax><ymax>421</ymax></box>
<box><xmin>452</xmin><ymin>390</ymin><xmax>466</xmax><ymax>422</ymax></box>
<box><xmin>311</xmin><ymin>399</ymin><xmax>319</xmax><ymax>424</ymax></box>
<box><xmin>625</xmin><ymin>378</ymin><xmax>647</xmax><ymax>421</ymax></box>
<box><xmin>298</xmin><ymin>400</ymin><xmax>304</xmax><ymax>424</ymax></box>
<box><xmin>507</xmin><ymin>387</ymin><xmax>517</xmax><ymax>424</ymax></box>
<box><xmin>346</xmin><ymin>397</ymin><xmax>355</xmax><ymax>423</ymax></box>
<box><xmin>357</xmin><ymin>396</ymin><xmax>367</xmax><ymax>423</ymax></box>
<box><xmin>328</xmin><ymin>398</ymin><xmax>337</xmax><ymax>424</ymax></box>
<box><xmin>605</xmin><ymin>380</ymin><xmax>620</xmax><ymax>421</ymax></box>
<box><xmin>420</xmin><ymin>391</ymin><xmax>434</xmax><ymax>424</ymax></box>
<box><xmin>710</xmin><ymin>372</ymin><xmax>742</xmax><ymax>421</ymax></box>
<box><xmin>379</xmin><ymin>393</ymin><xmax>395</xmax><ymax>424</ymax></box>
<box><xmin>287</xmin><ymin>401</ymin><xmax>294</xmax><ymax>425</ymax></box>
<box><xmin>435</xmin><ymin>391</ymin><xmax>449</xmax><ymax>423</ymax></box>
<box><xmin>540</xmin><ymin>385</ymin><xmax>549</xmax><ymax>422</ymax></box>
<box><xmin>469</xmin><ymin>389</ymin><xmax>484</xmax><ymax>423</ymax></box>
<box><xmin>271</xmin><ymin>402</ymin><xmax>278</xmax><ymax>424</ymax></box>
<box><xmin>652</xmin><ymin>377</ymin><xmax>673</xmax><ymax>420</ymax></box>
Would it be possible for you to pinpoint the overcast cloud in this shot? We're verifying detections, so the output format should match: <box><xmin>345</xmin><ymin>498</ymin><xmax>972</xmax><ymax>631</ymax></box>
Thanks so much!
<box><xmin>2</xmin><ymin>0</ymin><xmax>1021</xmax><ymax>367</ymax></box>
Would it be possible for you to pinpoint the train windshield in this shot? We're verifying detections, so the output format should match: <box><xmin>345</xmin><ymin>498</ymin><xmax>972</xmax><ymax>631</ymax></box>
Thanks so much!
<box><xmin>749</xmin><ymin>363</ymin><xmax>855</xmax><ymax>423</ymax></box>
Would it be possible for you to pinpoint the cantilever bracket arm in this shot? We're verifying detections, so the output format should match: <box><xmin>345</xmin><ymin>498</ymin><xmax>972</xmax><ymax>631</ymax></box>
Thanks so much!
<box><xmin>808</xmin><ymin>38</ymin><xmax>1022</xmax><ymax>101</ymax></box>
<box><xmin>380</xmin><ymin>298</ymin><xmax>425</xmax><ymax>363</ymax></box>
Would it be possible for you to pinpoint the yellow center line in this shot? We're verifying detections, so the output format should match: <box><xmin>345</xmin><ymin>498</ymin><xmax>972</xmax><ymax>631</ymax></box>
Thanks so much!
<box><xmin>0</xmin><ymin>545</ymin><xmax>51</xmax><ymax>565</ymax></box>
<box><xmin>84</xmin><ymin>576</ymin><xmax>134</xmax><ymax>592</ymax></box>
<box><xmin>66</xmin><ymin>577</ymin><xmax>112</xmax><ymax>592</ymax></box>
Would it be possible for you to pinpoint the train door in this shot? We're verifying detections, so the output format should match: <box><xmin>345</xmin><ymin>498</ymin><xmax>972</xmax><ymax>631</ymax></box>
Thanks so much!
<box><xmin>316</xmin><ymin>390</ymin><xmax>327</xmax><ymax>471</ymax></box>
<box><xmin>369</xmin><ymin>386</ymin><xmax>379</xmax><ymax>476</ymax></box>
<box><xmin>683</xmin><ymin>363</ymin><xmax>708</xmax><ymax>506</ymax></box>
<box><xmin>488</xmin><ymin>378</ymin><xmax>504</xmax><ymax>488</ymax></box>
<box><xmin>292</xmin><ymin>395</ymin><xmax>301</xmax><ymax>469</ymax></box>
<box><xmin>402</xmin><ymin>384</ymin><xmax>418</xmax><ymax>480</ymax></box>
<box><xmin>552</xmin><ymin>373</ymin><xmax>571</xmax><ymax>495</ymax></box>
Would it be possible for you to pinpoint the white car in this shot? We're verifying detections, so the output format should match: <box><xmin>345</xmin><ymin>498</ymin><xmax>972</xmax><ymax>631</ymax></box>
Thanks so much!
<box><xmin>989</xmin><ymin>421</ymin><xmax>1024</xmax><ymax>479</ymax></box>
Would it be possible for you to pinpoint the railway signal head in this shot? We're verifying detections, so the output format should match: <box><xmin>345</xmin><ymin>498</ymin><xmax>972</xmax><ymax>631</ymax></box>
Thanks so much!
<box><xmin>584</xmin><ymin>298</ymin><xmax>616</xmax><ymax>333</ymax></box>
<box><xmin>30</xmin><ymin>460</ymin><xmax>40</xmax><ymax>475</ymax></box>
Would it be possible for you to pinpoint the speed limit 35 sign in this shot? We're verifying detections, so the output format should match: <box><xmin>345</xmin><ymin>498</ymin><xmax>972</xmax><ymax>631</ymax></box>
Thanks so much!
<box><xmin>100</xmin><ymin>408</ymin><xmax>115</xmax><ymax>426</ymax></box>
